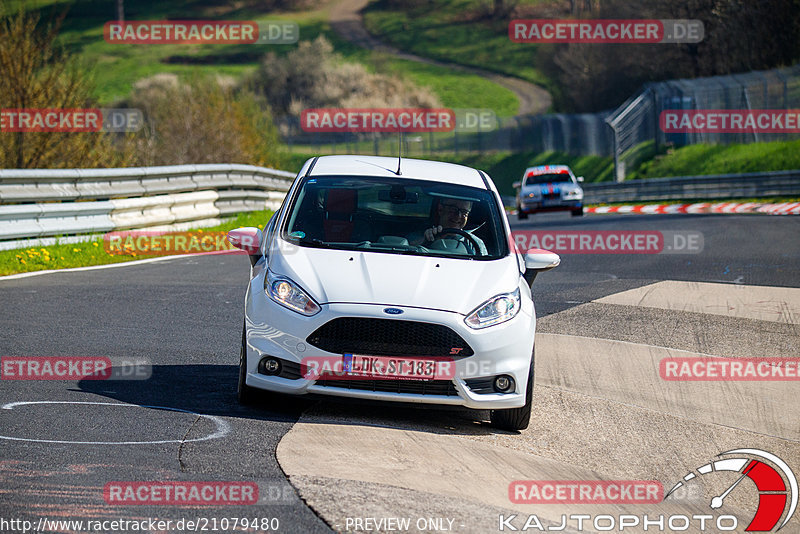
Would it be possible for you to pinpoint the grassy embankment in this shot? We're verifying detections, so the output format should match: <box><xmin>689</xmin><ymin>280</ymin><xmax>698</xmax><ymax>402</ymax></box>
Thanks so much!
<box><xmin>12</xmin><ymin>0</ymin><xmax>518</xmax><ymax>115</ymax></box>
<box><xmin>362</xmin><ymin>0</ymin><xmax>555</xmax><ymax>100</ymax></box>
<box><xmin>0</xmin><ymin>210</ymin><xmax>273</xmax><ymax>276</ymax></box>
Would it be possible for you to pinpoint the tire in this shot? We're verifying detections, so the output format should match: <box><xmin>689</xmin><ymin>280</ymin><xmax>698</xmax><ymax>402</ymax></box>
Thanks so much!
<box><xmin>237</xmin><ymin>323</ymin><xmax>258</xmax><ymax>405</ymax></box>
<box><xmin>517</xmin><ymin>205</ymin><xmax>528</xmax><ymax>220</ymax></box>
<box><xmin>490</xmin><ymin>348</ymin><xmax>534</xmax><ymax>431</ymax></box>
<box><xmin>571</xmin><ymin>207</ymin><xmax>584</xmax><ymax>217</ymax></box>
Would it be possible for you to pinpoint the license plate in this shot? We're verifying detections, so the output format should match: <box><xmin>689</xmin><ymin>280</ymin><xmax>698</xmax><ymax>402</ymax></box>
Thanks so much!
<box><xmin>343</xmin><ymin>354</ymin><xmax>441</xmax><ymax>381</ymax></box>
<box><xmin>542</xmin><ymin>198</ymin><xmax>561</xmax><ymax>207</ymax></box>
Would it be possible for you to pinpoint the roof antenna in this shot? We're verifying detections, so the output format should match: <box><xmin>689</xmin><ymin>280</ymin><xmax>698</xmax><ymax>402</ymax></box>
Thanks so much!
<box><xmin>395</xmin><ymin>132</ymin><xmax>402</xmax><ymax>175</ymax></box>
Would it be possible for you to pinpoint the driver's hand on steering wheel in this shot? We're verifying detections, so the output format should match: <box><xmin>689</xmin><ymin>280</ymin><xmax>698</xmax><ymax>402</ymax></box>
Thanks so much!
<box><xmin>424</xmin><ymin>225</ymin><xmax>446</xmax><ymax>242</ymax></box>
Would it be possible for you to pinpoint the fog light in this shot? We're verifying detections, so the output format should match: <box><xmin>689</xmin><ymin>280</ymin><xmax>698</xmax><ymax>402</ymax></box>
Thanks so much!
<box><xmin>494</xmin><ymin>375</ymin><xmax>515</xmax><ymax>393</ymax></box>
<box><xmin>259</xmin><ymin>357</ymin><xmax>282</xmax><ymax>376</ymax></box>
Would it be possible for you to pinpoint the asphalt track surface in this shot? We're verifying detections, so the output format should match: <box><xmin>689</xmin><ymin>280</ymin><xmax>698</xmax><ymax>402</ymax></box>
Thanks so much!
<box><xmin>0</xmin><ymin>213</ymin><xmax>798</xmax><ymax>533</ymax></box>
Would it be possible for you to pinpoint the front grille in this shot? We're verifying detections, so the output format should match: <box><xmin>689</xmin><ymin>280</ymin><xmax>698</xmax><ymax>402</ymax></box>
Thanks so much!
<box><xmin>315</xmin><ymin>379</ymin><xmax>459</xmax><ymax>396</ymax></box>
<box><xmin>464</xmin><ymin>377</ymin><xmax>495</xmax><ymax>394</ymax></box>
<box><xmin>307</xmin><ymin>318</ymin><xmax>473</xmax><ymax>357</ymax></box>
<box><xmin>278</xmin><ymin>360</ymin><xmax>303</xmax><ymax>379</ymax></box>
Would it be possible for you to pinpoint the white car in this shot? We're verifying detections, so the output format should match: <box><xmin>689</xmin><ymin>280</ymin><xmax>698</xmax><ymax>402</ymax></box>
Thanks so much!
<box><xmin>514</xmin><ymin>164</ymin><xmax>584</xmax><ymax>219</ymax></box>
<box><xmin>228</xmin><ymin>155</ymin><xmax>559</xmax><ymax>431</ymax></box>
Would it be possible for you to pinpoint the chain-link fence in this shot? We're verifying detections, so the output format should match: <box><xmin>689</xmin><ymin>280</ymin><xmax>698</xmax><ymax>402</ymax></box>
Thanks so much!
<box><xmin>607</xmin><ymin>64</ymin><xmax>800</xmax><ymax>181</ymax></box>
<box><xmin>282</xmin><ymin>112</ymin><xmax>613</xmax><ymax>157</ymax></box>
<box><xmin>282</xmin><ymin>64</ymin><xmax>800</xmax><ymax>180</ymax></box>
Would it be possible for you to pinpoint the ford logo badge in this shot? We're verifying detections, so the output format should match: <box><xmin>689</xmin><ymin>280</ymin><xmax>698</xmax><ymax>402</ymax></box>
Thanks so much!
<box><xmin>383</xmin><ymin>307</ymin><xmax>403</xmax><ymax>315</ymax></box>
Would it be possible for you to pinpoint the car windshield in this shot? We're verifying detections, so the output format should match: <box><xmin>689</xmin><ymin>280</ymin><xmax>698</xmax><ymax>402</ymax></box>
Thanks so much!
<box><xmin>525</xmin><ymin>173</ymin><xmax>573</xmax><ymax>185</ymax></box>
<box><xmin>281</xmin><ymin>175</ymin><xmax>509</xmax><ymax>260</ymax></box>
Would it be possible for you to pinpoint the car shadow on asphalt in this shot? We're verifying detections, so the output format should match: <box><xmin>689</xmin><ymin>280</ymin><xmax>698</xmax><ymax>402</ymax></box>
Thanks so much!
<box><xmin>77</xmin><ymin>364</ymin><xmax>314</xmax><ymax>423</ymax></box>
<box><xmin>77</xmin><ymin>363</ymin><xmax>512</xmax><ymax>436</ymax></box>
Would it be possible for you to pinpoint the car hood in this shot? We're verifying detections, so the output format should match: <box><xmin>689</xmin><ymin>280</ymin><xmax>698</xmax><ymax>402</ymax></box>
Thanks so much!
<box><xmin>268</xmin><ymin>241</ymin><xmax>520</xmax><ymax>315</ymax></box>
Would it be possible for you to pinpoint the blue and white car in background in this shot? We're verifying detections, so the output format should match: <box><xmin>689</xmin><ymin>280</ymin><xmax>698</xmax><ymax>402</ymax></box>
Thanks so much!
<box><xmin>514</xmin><ymin>165</ymin><xmax>584</xmax><ymax>219</ymax></box>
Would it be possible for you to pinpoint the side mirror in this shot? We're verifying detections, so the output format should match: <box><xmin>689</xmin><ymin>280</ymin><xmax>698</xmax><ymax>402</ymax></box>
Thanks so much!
<box><xmin>512</xmin><ymin>181</ymin><xmax>522</xmax><ymax>189</ymax></box>
<box><xmin>523</xmin><ymin>248</ymin><xmax>560</xmax><ymax>285</ymax></box>
<box><xmin>227</xmin><ymin>227</ymin><xmax>263</xmax><ymax>265</ymax></box>
<box><xmin>576</xmin><ymin>176</ymin><xmax>584</xmax><ymax>182</ymax></box>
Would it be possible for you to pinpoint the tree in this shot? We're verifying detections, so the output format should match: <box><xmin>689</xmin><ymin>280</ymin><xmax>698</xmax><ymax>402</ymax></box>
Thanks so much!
<box><xmin>0</xmin><ymin>7</ymin><xmax>131</xmax><ymax>168</ymax></box>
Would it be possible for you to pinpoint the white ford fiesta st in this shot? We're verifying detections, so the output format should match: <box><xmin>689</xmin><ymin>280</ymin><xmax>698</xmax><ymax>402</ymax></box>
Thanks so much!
<box><xmin>228</xmin><ymin>155</ymin><xmax>559</xmax><ymax>430</ymax></box>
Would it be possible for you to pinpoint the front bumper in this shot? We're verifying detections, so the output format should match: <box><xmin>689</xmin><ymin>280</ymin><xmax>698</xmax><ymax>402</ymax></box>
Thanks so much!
<box><xmin>242</xmin><ymin>275</ymin><xmax>536</xmax><ymax>410</ymax></box>
<box><xmin>520</xmin><ymin>198</ymin><xmax>582</xmax><ymax>213</ymax></box>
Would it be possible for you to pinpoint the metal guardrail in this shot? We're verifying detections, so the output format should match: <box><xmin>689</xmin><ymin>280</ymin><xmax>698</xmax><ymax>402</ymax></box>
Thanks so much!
<box><xmin>2</xmin><ymin>164</ymin><xmax>796</xmax><ymax>250</ymax></box>
<box><xmin>0</xmin><ymin>164</ymin><xmax>295</xmax><ymax>250</ymax></box>
<box><xmin>582</xmin><ymin>170</ymin><xmax>800</xmax><ymax>204</ymax></box>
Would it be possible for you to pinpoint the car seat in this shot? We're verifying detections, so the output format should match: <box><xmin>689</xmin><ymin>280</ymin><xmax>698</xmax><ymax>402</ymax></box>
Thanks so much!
<box><xmin>323</xmin><ymin>189</ymin><xmax>358</xmax><ymax>242</ymax></box>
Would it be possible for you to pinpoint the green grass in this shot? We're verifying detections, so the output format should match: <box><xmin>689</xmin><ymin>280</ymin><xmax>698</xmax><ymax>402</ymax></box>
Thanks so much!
<box><xmin>16</xmin><ymin>0</ymin><xmax>317</xmax><ymax>104</ymax></box>
<box><xmin>8</xmin><ymin>1</ymin><xmax>519</xmax><ymax>115</ymax></box>
<box><xmin>377</xmin><ymin>56</ymin><xmax>519</xmax><ymax>116</ymax></box>
<box><xmin>283</xmin><ymin>152</ymin><xmax>315</xmax><ymax>174</ymax></box>
<box><xmin>0</xmin><ymin>209</ymin><xmax>273</xmax><ymax>276</ymax></box>
<box><xmin>363</xmin><ymin>0</ymin><xmax>555</xmax><ymax>102</ymax></box>
<box><xmin>319</xmin><ymin>30</ymin><xmax>519</xmax><ymax>116</ymax></box>
<box><xmin>629</xmin><ymin>139</ymin><xmax>800</xmax><ymax>179</ymax></box>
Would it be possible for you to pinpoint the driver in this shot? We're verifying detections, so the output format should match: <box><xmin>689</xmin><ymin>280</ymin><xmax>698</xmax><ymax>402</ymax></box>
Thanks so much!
<box><xmin>410</xmin><ymin>198</ymin><xmax>487</xmax><ymax>255</ymax></box>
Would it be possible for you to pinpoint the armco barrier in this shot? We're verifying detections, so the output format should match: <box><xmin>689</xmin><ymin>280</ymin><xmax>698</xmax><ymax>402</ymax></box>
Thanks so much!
<box><xmin>0</xmin><ymin>164</ymin><xmax>295</xmax><ymax>250</ymax></box>
<box><xmin>3</xmin><ymin>164</ymin><xmax>798</xmax><ymax>251</ymax></box>
<box><xmin>582</xmin><ymin>170</ymin><xmax>800</xmax><ymax>204</ymax></box>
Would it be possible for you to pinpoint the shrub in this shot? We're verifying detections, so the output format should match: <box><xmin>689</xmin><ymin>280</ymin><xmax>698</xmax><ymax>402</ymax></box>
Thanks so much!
<box><xmin>125</xmin><ymin>74</ymin><xmax>284</xmax><ymax>168</ymax></box>
<box><xmin>247</xmin><ymin>35</ymin><xmax>440</xmax><ymax>120</ymax></box>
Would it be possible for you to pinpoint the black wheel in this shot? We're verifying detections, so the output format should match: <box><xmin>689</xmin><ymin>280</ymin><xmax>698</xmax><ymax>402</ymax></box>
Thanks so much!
<box><xmin>237</xmin><ymin>323</ymin><xmax>258</xmax><ymax>405</ymax></box>
<box><xmin>517</xmin><ymin>206</ymin><xmax>528</xmax><ymax>220</ymax></box>
<box><xmin>490</xmin><ymin>348</ymin><xmax>534</xmax><ymax>431</ymax></box>
<box><xmin>571</xmin><ymin>207</ymin><xmax>584</xmax><ymax>217</ymax></box>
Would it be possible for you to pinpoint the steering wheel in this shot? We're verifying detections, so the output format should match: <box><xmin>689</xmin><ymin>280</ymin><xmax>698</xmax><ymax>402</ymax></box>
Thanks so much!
<box><xmin>424</xmin><ymin>227</ymin><xmax>482</xmax><ymax>255</ymax></box>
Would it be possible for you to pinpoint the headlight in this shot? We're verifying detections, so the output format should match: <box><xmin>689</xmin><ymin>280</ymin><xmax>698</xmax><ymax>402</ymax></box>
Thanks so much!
<box><xmin>465</xmin><ymin>288</ymin><xmax>521</xmax><ymax>329</ymax></box>
<box><xmin>563</xmin><ymin>189</ymin><xmax>583</xmax><ymax>199</ymax></box>
<box><xmin>265</xmin><ymin>271</ymin><xmax>320</xmax><ymax>316</ymax></box>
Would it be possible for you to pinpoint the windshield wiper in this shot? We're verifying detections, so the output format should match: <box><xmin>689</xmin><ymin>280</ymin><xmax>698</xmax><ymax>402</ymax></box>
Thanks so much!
<box><xmin>296</xmin><ymin>237</ymin><xmax>334</xmax><ymax>248</ymax></box>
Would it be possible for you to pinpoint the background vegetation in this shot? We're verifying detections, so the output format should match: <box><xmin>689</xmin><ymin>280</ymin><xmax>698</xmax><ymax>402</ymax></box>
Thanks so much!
<box><xmin>365</xmin><ymin>0</ymin><xmax>800</xmax><ymax>112</ymax></box>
